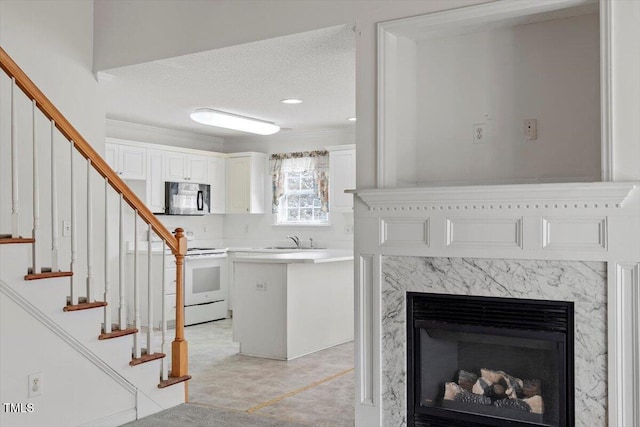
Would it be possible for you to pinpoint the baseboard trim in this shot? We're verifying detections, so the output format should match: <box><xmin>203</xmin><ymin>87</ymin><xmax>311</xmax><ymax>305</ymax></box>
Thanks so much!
<box><xmin>0</xmin><ymin>279</ymin><xmax>137</xmax><ymax>395</ymax></box>
<box><xmin>76</xmin><ymin>408</ymin><xmax>137</xmax><ymax>427</ymax></box>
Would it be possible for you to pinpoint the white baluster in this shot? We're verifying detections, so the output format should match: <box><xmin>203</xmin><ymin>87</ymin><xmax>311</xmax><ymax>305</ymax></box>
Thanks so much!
<box><xmin>69</xmin><ymin>141</ymin><xmax>78</xmax><ymax>305</ymax></box>
<box><xmin>50</xmin><ymin>120</ymin><xmax>59</xmax><ymax>271</ymax></box>
<box><xmin>32</xmin><ymin>100</ymin><xmax>40</xmax><ymax>275</ymax></box>
<box><xmin>104</xmin><ymin>178</ymin><xmax>112</xmax><ymax>334</ymax></box>
<box><xmin>161</xmin><ymin>241</ymin><xmax>168</xmax><ymax>380</ymax></box>
<box><xmin>86</xmin><ymin>159</ymin><xmax>93</xmax><ymax>302</ymax></box>
<box><xmin>133</xmin><ymin>211</ymin><xmax>141</xmax><ymax>358</ymax></box>
<box><xmin>147</xmin><ymin>224</ymin><xmax>154</xmax><ymax>355</ymax></box>
<box><xmin>11</xmin><ymin>77</ymin><xmax>19</xmax><ymax>238</ymax></box>
<box><xmin>118</xmin><ymin>194</ymin><xmax>126</xmax><ymax>329</ymax></box>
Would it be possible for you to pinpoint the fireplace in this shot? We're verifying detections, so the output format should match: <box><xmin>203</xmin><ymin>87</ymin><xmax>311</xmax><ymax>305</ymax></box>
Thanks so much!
<box><xmin>407</xmin><ymin>292</ymin><xmax>574</xmax><ymax>427</ymax></box>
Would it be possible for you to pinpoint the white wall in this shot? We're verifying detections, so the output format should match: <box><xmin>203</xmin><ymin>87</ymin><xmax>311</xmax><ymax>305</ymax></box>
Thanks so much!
<box><xmin>414</xmin><ymin>13</ymin><xmax>600</xmax><ymax>185</ymax></box>
<box><xmin>0</xmin><ymin>291</ymin><xmax>135</xmax><ymax>426</ymax></box>
<box><xmin>223</xmin><ymin>128</ymin><xmax>355</xmax><ymax>249</ymax></box>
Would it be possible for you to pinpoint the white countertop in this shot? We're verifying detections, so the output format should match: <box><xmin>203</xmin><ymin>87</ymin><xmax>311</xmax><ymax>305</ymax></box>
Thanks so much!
<box><xmin>232</xmin><ymin>249</ymin><xmax>354</xmax><ymax>264</ymax></box>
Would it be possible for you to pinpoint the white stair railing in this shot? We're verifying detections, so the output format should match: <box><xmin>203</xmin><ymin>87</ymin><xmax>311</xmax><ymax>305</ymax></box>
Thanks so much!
<box><xmin>1</xmin><ymin>45</ymin><xmax>190</xmax><ymax>390</ymax></box>
<box><xmin>50</xmin><ymin>120</ymin><xmax>59</xmax><ymax>271</ymax></box>
<box><xmin>104</xmin><ymin>178</ymin><xmax>112</xmax><ymax>334</ymax></box>
<box><xmin>11</xmin><ymin>77</ymin><xmax>19</xmax><ymax>238</ymax></box>
<box><xmin>31</xmin><ymin>100</ymin><xmax>41</xmax><ymax>274</ymax></box>
<box><xmin>69</xmin><ymin>141</ymin><xmax>78</xmax><ymax>304</ymax></box>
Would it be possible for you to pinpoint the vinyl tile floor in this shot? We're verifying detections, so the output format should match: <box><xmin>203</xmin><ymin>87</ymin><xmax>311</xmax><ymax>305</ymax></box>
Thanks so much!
<box><xmin>169</xmin><ymin>319</ymin><xmax>354</xmax><ymax>427</ymax></box>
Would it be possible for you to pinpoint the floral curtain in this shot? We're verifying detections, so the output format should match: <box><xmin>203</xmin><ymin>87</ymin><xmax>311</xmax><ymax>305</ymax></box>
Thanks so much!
<box><xmin>269</xmin><ymin>150</ymin><xmax>329</xmax><ymax>213</ymax></box>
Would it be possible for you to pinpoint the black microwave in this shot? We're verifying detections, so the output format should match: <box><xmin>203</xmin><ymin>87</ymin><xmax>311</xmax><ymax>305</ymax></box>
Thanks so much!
<box><xmin>164</xmin><ymin>182</ymin><xmax>210</xmax><ymax>215</ymax></box>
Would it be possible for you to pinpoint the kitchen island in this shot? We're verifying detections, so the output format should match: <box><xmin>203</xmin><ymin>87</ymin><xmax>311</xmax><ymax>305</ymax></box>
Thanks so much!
<box><xmin>232</xmin><ymin>250</ymin><xmax>354</xmax><ymax>360</ymax></box>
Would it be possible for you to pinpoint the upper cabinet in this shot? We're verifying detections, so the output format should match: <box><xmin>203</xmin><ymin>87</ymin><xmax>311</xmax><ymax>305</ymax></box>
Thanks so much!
<box><xmin>226</xmin><ymin>152</ymin><xmax>267</xmax><ymax>214</ymax></box>
<box><xmin>208</xmin><ymin>155</ymin><xmax>226</xmax><ymax>214</ymax></box>
<box><xmin>165</xmin><ymin>152</ymin><xmax>208</xmax><ymax>183</ymax></box>
<box><xmin>105</xmin><ymin>142</ymin><xmax>146</xmax><ymax>180</ymax></box>
<box><xmin>328</xmin><ymin>145</ymin><xmax>356</xmax><ymax>212</ymax></box>
<box><xmin>146</xmin><ymin>149</ymin><xmax>165</xmax><ymax>214</ymax></box>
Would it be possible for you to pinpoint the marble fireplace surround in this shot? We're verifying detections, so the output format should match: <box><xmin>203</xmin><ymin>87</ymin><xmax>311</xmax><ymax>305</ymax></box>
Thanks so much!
<box><xmin>381</xmin><ymin>256</ymin><xmax>606</xmax><ymax>426</ymax></box>
<box><xmin>354</xmin><ymin>183</ymin><xmax>640</xmax><ymax>427</ymax></box>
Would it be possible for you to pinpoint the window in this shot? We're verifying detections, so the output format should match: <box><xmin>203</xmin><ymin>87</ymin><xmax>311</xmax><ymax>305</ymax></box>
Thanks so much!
<box><xmin>270</xmin><ymin>151</ymin><xmax>329</xmax><ymax>225</ymax></box>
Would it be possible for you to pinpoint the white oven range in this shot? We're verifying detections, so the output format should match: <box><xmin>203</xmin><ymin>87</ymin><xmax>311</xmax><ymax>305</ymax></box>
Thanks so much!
<box><xmin>183</xmin><ymin>247</ymin><xmax>228</xmax><ymax>326</ymax></box>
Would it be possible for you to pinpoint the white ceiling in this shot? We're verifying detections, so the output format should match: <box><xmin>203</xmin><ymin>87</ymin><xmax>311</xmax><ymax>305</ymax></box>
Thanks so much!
<box><xmin>100</xmin><ymin>25</ymin><xmax>356</xmax><ymax>141</ymax></box>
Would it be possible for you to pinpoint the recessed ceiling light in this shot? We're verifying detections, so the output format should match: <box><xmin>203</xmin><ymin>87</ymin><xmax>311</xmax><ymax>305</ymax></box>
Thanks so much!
<box><xmin>347</xmin><ymin>117</ymin><xmax>357</xmax><ymax>122</ymax></box>
<box><xmin>281</xmin><ymin>98</ymin><xmax>303</xmax><ymax>104</ymax></box>
<box><xmin>190</xmin><ymin>108</ymin><xmax>280</xmax><ymax>135</ymax></box>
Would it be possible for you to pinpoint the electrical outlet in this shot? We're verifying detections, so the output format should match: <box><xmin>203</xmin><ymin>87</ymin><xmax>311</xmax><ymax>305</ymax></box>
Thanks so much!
<box><xmin>243</xmin><ymin>224</ymin><xmax>249</xmax><ymax>234</ymax></box>
<box><xmin>473</xmin><ymin>123</ymin><xmax>488</xmax><ymax>144</ymax></box>
<box><xmin>62</xmin><ymin>221</ymin><xmax>71</xmax><ymax>237</ymax></box>
<box><xmin>344</xmin><ymin>224</ymin><xmax>354</xmax><ymax>234</ymax></box>
<box><xmin>28</xmin><ymin>372</ymin><xmax>42</xmax><ymax>397</ymax></box>
<box><xmin>524</xmin><ymin>119</ymin><xmax>537</xmax><ymax>140</ymax></box>
<box><xmin>256</xmin><ymin>282</ymin><xmax>267</xmax><ymax>292</ymax></box>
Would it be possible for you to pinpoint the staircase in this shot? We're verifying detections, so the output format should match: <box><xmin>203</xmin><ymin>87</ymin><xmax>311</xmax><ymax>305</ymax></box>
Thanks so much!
<box><xmin>0</xmin><ymin>46</ymin><xmax>190</xmax><ymax>426</ymax></box>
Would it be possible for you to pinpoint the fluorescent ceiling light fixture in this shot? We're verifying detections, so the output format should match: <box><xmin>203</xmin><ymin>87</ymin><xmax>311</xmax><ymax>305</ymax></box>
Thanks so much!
<box><xmin>347</xmin><ymin>117</ymin><xmax>357</xmax><ymax>122</ymax></box>
<box><xmin>190</xmin><ymin>108</ymin><xmax>280</xmax><ymax>135</ymax></box>
<box><xmin>281</xmin><ymin>98</ymin><xmax>303</xmax><ymax>104</ymax></box>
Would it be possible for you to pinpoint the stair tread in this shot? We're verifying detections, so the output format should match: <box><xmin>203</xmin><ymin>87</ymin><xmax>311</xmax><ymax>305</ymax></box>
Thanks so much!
<box><xmin>0</xmin><ymin>235</ymin><xmax>35</xmax><ymax>244</ymax></box>
<box><xmin>63</xmin><ymin>301</ymin><xmax>107</xmax><ymax>312</ymax></box>
<box><xmin>25</xmin><ymin>271</ymin><xmax>73</xmax><ymax>281</ymax></box>
<box><xmin>158</xmin><ymin>374</ymin><xmax>192</xmax><ymax>389</ymax></box>
<box><xmin>98</xmin><ymin>327</ymin><xmax>138</xmax><ymax>340</ymax></box>
<box><xmin>130</xmin><ymin>351</ymin><xmax>166</xmax><ymax>366</ymax></box>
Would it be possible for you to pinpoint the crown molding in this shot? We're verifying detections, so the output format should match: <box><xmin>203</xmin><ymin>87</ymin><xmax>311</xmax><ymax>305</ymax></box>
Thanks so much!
<box><xmin>356</xmin><ymin>182</ymin><xmax>637</xmax><ymax>210</ymax></box>
<box><xmin>106</xmin><ymin>119</ymin><xmax>224</xmax><ymax>145</ymax></box>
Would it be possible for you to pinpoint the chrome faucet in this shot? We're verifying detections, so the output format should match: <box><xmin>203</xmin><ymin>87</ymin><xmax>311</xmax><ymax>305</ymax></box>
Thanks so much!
<box><xmin>287</xmin><ymin>235</ymin><xmax>301</xmax><ymax>247</ymax></box>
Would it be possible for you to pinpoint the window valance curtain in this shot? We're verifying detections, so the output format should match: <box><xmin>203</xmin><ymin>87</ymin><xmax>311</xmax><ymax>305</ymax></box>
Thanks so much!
<box><xmin>269</xmin><ymin>150</ymin><xmax>329</xmax><ymax>213</ymax></box>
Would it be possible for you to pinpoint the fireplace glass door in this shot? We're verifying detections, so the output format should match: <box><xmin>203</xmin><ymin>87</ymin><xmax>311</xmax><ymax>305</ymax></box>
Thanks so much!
<box><xmin>407</xmin><ymin>293</ymin><xmax>574</xmax><ymax>427</ymax></box>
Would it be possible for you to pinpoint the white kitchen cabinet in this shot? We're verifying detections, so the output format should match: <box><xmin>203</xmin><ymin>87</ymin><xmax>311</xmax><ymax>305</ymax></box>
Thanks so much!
<box><xmin>105</xmin><ymin>142</ymin><xmax>146</xmax><ymax>180</ymax></box>
<box><xmin>146</xmin><ymin>149</ymin><xmax>166</xmax><ymax>213</ymax></box>
<box><xmin>226</xmin><ymin>152</ymin><xmax>267</xmax><ymax>214</ymax></box>
<box><xmin>328</xmin><ymin>145</ymin><xmax>356</xmax><ymax>212</ymax></box>
<box><xmin>165</xmin><ymin>152</ymin><xmax>209</xmax><ymax>183</ymax></box>
<box><xmin>208</xmin><ymin>155</ymin><xmax>226</xmax><ymax>214</ymax></box>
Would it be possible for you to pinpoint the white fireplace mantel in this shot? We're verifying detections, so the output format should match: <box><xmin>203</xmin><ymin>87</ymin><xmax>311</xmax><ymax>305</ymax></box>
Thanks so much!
<box><xmin>353</xmin><ymin>181</ymin><xmax>640</xmax><ymax>427</ymax></box>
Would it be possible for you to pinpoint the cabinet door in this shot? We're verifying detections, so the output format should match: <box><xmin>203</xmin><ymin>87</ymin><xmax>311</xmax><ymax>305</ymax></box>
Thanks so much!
<box><xmin>208</xmin><ymin>156</ymin><xmax>226</xmax><ymax>214</ymax></box>
<box><xmin>118</xmin><ymin>145</ymin><xmax>146</xmax><ymax>180</ymax></box>
<box><xmin>329</xmin><ymin>149</ymin><xmax>356</xmax><ymax>212</ymax></box>
<box><xmin>105</xmin><ymin>143</ymin><xmax>117</xmax><ymax>171</ymax></box>
<box><xmin>188</xmin><ymin>155</ymin><xmax>208</xmax><ymax>183</ymax></box>
<box><xmin>227</xmin><ymin>157</ymin><xmax>251</xmax><ymax>213</ymax></box>
<box><xmin>146</xmin><ymin>149</ymin><xmax>165</xmax><ymax>213</ymax></box>
<box><xmin>165</xmin><ymin>152</ymin><xmax>187</xmax><ymax>182</ymax></box>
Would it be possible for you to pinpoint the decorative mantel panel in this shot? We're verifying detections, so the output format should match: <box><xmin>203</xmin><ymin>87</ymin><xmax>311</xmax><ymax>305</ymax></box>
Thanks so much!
<box><xmin>353</xmin><ymin>182</ymin><xmax>640</xmax><ymax>427</ymax></box>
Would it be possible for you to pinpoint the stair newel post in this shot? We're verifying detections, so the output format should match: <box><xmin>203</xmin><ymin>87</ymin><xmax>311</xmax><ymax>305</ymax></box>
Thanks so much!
<box><xmin>146</xmin><ymin>224</ymin><xmax>154</xmax><ymax>355</ymax></box>
<box><xmin>118</xmin><ymin>193</ymin><xmax>127</xmax><ymax>329</ymax></box>
<box><xmin>133</xmin><ymin>211</ymin><xmax>141</xmax><ymax>359</ymax></box>
<box><xmin>172</xmin><ymin>228</ymin><xmax>188</xmax><ymax>386</ymax></box>
<box><xmin>104</xmin><ymin>178</ymin><xmax>112</xmax><ymax>334</ymax></box>
<box><xmin>10</xmin><ymin>77</ymin><xmax>19</xmax><ymax>238</ymax></box>
<box><xmin>31</xmin><ymin>99</ymin><xmax>40</xmax><ymax>275</ymax></box>
<box><xmin>69</xmin><ymin>140</ymin><xmax>78</xmax><ymax>305</ymax></box>
<box><xmin>161</xmin><ymin>240</ymin><xmax>168</xmax><ymax>381</ymax></box>
<box><xmin>86</xmin><ymin>159</ymin><xmax>93</xmax><ymax>302</ymax></box>
<box><xmin>50</xmin><ymin>120</ymin><xmax>59</xmax><ymax>271</ymax></box>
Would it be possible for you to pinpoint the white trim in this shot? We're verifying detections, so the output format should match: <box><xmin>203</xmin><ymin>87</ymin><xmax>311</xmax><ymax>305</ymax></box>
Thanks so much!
<box><xmin>76</xmin><ymin>408</ymin><xmax>137</xmax><ymax>427</ymax></box>
<box><xmin>106</xmin><ymin>119</ymin><xmax>224</xmax><ymax>145</ymax></box>
<box><xmin>0</xmin><ymin>279</ymin><xmax>137</xmax><ymax>395</ymax></box>
<box><xmin>376</xmin><ymin>0</ymin><xmax>607</xmax><ymax>189</ymax></box>
<box><xmin>600</xmin><ymin>0</ymin><xmax>613</xmax><ymax>181</ymax></box>
<box><xmin>105</xmin><ymin>136</ymin><xmax>226</xmax><ymax>157</ymax></box>
<box><xmin>357</xmin><ymin>182</ymin><xmax>635</xmax><ymax>210</ymax></box>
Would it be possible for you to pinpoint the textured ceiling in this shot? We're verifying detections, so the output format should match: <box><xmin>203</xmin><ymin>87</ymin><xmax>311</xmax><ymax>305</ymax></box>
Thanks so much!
<box><xmin>100</xmin><ymin>25</ymin><xmax>356</xmax><ymax>141</ymax></box>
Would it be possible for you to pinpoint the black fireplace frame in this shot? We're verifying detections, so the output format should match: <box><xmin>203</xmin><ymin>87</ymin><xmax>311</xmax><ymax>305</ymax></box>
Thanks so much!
<box><xmin>407</xmin><ymin>292</ymin><xmax>575</xmax><ymax>427</ymax></box>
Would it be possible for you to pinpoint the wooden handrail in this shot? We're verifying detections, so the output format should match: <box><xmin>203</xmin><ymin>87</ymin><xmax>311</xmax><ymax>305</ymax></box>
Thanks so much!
<box><xmin>0</xmin><ymin>45</ymin><xmax>189</xmax><ymax>392</ymax></box>
<box><xmin>0</xmin><ymin>46</ymin><xmax>181</xmax><ymax>255</ymax></box>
